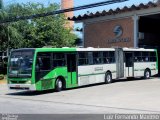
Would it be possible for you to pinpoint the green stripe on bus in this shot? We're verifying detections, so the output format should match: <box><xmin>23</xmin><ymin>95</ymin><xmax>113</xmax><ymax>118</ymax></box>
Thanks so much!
<box><xmin>78</xmin><ymin>71</ymin><xmax>116</xmax><ymax>77</ymax></box>
<box><xmin>134</xmin><ymin>69</ymin><xmax>156</xmax><ymax>71</ymax></box>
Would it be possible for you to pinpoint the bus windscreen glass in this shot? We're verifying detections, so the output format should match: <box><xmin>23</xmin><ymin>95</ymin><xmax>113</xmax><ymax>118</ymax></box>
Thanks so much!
<box><xmin>8</xmin><ymin>50</ymin><xmax>34</xmax><ymax>78</ymax></box>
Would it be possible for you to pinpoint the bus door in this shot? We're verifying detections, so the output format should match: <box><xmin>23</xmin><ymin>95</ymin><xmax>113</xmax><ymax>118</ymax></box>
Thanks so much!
<box><xmin>115</xmin><ymin>48</ymin><xmax>124</xmax><ymax>79</ymax></box>
<box><xmin>125</xmin><ymin>52</ymin><xmax>134</xmax><ymax>77</ymax></box>
<box><xmin>67</xmin><ymin>54</ymin><xmax>77</xmax><ymax>86</ymax></box>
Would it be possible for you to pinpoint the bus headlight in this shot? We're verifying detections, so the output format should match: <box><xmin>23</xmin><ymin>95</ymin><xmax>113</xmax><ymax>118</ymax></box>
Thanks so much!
<box><xmin>26</xmin><ymin>80</ymin><xmax>31</xmax><ymax>84</ymax></box>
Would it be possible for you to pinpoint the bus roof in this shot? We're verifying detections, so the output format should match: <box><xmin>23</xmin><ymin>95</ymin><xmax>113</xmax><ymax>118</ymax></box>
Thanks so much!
<box><xmin>11</xmin><ymin>48</ymin><xmax>35</xmax><ymax>52</ymax></box>
<box><xmin>36</xmin><ymin>48</ymin><xmax>76</xmax><ymax>52</ymax></box>
<box><xmin>36</xmin><ymin>48</ymin><xmax>116</xmax><ymax>52</ymax></box>
<box><xmin>123</xmin><ymin>48</ymin><xmax>155</xmax><ymax>51</ymax></box>
<box><xmin>76</xmin><ymin>48</ymin><xmax>115</xmax><ymax>51</ymax></box>
<box><xmin>11</xmin><ymin>47</ymin><xmax>156</xmax><ymax>53</ymax></box>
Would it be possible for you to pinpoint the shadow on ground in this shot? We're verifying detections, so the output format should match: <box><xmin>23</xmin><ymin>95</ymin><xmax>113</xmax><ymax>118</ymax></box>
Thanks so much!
<box><xmin>6</xmin><ymin>77</ymin><xmax>157</xmax><ymax>96</ymax></box>
<box><xmin>6</xmin><ymin>89</ymin><xmax>56</xmax><ymax>96</ymax></box>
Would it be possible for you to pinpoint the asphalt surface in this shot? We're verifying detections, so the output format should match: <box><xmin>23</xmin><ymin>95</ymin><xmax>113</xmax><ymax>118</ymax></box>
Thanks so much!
<box><xmin>0</xmin><ymin>78</ymin><xmax>160</xmax><ymax>114</ymax></box>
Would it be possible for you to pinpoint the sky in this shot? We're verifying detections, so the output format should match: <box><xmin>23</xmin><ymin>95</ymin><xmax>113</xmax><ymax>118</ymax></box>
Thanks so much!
<box><xmin>3</xmin><ymin>0</ymin><xmax>154</xmax><ymax>37</ymax></box>
<box><xmin>4</xmin><ymin>0</ymin><xmax>153</xmax><ymax>16</ymax></box>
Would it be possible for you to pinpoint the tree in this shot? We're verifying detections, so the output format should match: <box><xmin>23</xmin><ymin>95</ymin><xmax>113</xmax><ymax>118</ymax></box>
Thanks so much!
<box><xmin>0</xmin><ymin>2</ymin><xmax>77</xmax><ymax>50</ymax></box>
<box><xmin>0</xmin><ymin>0</ymin><xmax>3</xmax><ymax>9</ymax></box>
<box><xmin>0</xmin><ymin>10</ymin><xmax>23</xmax><ymax>51</ymax></box>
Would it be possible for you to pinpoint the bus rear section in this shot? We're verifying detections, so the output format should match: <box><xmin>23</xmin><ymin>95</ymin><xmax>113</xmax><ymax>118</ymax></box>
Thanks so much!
<box><xmin>115</xmin><ymin>48</ymin><xmax>158</xmax><ymax>79</ymax></box>
<box><xmin>7</xmin><ymin>49</ymin><xmax>36</xmax><ymax>90</ymax></box>
<box><xmin>77</xmin><ymin>48</ymin><xmax>158</xmax><ymax>87</ymax></box>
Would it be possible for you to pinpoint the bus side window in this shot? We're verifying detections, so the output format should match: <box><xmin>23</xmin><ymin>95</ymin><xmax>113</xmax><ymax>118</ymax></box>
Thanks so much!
<box><xmin>109</xmin><ymin>51</ymin><xmax>115</xmax><ymax>63</ymax></box>
<box><xmin>93</xmin><ymin>52</ymin><xmax>102</xmax><ymax>64</ymax></box>
<box><xmin>103</xmin><ymin>52</ymin><xmax>108</xmax><ymax>64</ymax></box>
<box><xmin>103</xmin><ymin>58</ymin><xmax>109</xmax><ymax>64</ymax></box>
<box><xmin>53</xmin><ymin>53</ymin><xmax>65</xmax><ymax>67</ymax></box>
<box><xmin>78</xmin><ymin>52</ymin><xmax>88</xmax><ymax>66</ymax></box>
<box><xmin>134</xmin><ymin>52</ymin><xmax>142</xmax><ymax>62</ymax></box>
<box><xmin>134</xmin><ymin>57</ymin><xmax>138</xmax><ymax>62</ymax></box>
<box><xmin>145</xmin><ymin>57</ymin><xmax>149</xmax><ymax>62</ymax></box>
<box><xmin>150</xmin><ymin>57</ymin><xmax>156</xmax><ymax>62</ymax></box>
<box><xmin>142</xmin><ymin>52</ymin><xmax>149</xmax><ymax>62</ymax></box>
<box><xmin>103</xmin><ymin>51</ymin><xmax>115</xmax><ymax>64</ymax></box>
<box><xmin>36</xmin><ymin>58</ymin><xmax>42</xmax><ymax>70</ymax></box>
<box><xmin>150</xmin><ymin>52</ymin><xmax>156</xmax><ymax>62</ymax></box>
<box><xmin>88</xmin><ymin>52</ymin><xmax>93</xmax><ymax>65</ymax></box>
<box><xmin>36</xmin><ymin>53</ymin><xmax>51</xmax><ymax>71</ymax></box>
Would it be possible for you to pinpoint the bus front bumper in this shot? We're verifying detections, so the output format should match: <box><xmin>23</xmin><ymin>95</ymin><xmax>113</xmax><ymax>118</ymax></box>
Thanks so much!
<box><xmin>8</xmin><ymin>84</ymin><xmax>36</xmax><ymax>90</ymax></box>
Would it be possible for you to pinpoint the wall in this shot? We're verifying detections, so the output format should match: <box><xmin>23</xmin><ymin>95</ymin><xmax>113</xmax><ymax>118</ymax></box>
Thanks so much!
<box><xmin>84</xmin><ymin>17</ymin><xmax>134</xmax><ymax>48</ymax></box>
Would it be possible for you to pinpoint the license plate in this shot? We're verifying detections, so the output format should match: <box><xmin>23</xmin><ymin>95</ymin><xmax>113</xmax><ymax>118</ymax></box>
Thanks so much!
<box><xmin>15</xmin><ymin>85</ymin><xmax>20</xmax><ymax>88</ymax></box>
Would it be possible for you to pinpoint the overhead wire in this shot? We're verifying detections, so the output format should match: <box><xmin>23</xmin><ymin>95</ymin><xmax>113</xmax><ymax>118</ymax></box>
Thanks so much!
<box><xmin>0</xmin><ymin>0</ymin><xmax>128</xmax><ymax>24</ymax></box>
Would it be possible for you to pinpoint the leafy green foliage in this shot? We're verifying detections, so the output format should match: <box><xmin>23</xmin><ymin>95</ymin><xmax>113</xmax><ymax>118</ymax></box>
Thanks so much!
<box><xmin>0</xmin><ymin>2</ymin><xmax>77</xmax><ymax>51</ymax></box>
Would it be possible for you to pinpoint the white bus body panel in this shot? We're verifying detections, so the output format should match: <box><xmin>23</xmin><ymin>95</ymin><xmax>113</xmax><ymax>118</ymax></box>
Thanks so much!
<box><xmin>134</xmin><ymin>62</ymin><xmax>157</xmax><ymax>77</ymax></box>
<box><xmin>78</xmin><ymin>64</ymin><xmax>116</xmax><ymax>86</ymax></box>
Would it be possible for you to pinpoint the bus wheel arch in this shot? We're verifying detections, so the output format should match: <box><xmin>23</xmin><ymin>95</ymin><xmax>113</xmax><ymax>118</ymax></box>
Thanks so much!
<box><xmin>144</xmin><ymin>68</ymin><xmax>151</xmax><ymax>79</ymax></box>
<box><xmin>55</xmin><ymin>76</ymin><xmax>66</xmax><ymax>92</ymax></box>
<box><xmin>105</xmin><ymin>71</ymin><xmax>112</xmax><ymax>84</ymax></box>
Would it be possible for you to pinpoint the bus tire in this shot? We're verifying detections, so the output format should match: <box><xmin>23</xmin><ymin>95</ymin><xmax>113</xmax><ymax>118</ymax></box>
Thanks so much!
<box><xmin>55</xmin><ymin>78</ymin><xmax>63</xmax><ymax>92</ymax></box>
<box><xmin>105</xmin><ymin>72</ymin><xmax>112</xmax><ymax>84</ymax></box>
<box><xmin>144</xmin><ymin>69</ymin><xmax>151</xmax><ymax>79</ymax></box>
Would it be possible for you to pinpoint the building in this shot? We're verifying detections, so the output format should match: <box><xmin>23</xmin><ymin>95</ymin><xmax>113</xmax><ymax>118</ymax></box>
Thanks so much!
<box><xmin>69</xmin><ymin>1</ymin><xmax>160</xmax><ymax>49</ymax></box>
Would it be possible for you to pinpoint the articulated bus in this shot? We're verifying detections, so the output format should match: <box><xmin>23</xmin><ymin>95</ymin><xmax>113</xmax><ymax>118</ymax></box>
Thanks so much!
<box><xmin>7</xmin><ymin>48</ymin><xmax>158</xmax><ymax>91</ymax></box>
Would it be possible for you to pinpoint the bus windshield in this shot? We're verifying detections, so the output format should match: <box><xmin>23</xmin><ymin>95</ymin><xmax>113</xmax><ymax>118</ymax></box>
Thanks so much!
<box><xmin>8</xmin><ymin>50</ymin><xmax>34</xmax><ymax>78</ymax></box>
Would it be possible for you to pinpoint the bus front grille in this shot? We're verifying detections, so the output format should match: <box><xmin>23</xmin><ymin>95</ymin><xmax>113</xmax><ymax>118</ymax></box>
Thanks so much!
<box><xmin>10</xmin><ymin>81</ymin><xmax>26</xmax><ymax>84</ymax></box>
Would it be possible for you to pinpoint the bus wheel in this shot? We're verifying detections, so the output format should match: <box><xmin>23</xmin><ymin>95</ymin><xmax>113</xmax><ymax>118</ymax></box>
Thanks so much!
<box><xmin>144</xmin><ymin>69</ymin><xmax>151</xmax><ymax>79</ymax></box>
<box><xmin>105</xmin><ymin>72</ymin><xmax>112</xmax><ymax>84</ymax></box>
<box><xmin>55</xmin><ymin>78</ymin><xmax>63</xmax><ymax>92</ymax></box>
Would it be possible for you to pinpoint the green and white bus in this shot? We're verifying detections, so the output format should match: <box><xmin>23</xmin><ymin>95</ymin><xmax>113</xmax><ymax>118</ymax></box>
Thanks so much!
<box><xmin>7</xmin><ymin>47</ymin><xmax>158</xmax><ymax>91</ymax></box>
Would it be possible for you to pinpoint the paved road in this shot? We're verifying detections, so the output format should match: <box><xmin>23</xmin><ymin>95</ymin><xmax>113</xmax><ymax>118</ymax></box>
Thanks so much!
<box><xmin>0</xmin><ymin>78</ymin><xmax>160</xmax><ymax>114</ymax></box>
